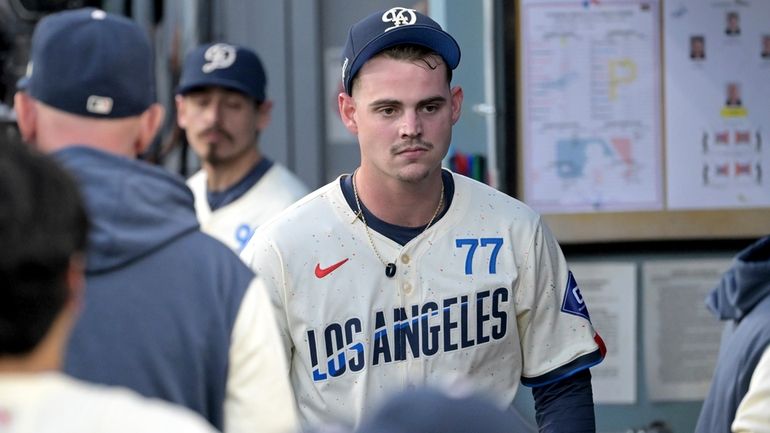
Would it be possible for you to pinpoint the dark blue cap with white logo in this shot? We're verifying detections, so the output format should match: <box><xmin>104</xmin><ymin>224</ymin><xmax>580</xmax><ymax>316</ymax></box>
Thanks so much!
<box><xmin>18</xmin><ymin>8</ymin><xmax>155</xmax><ymax>118</ymax></box>
<box><xmin>341</xmin><ymin>7</ymin><xmax>461</xmax><ymax>95</ymax></box>
<box><xmin>177</xmin><ymin>43</ymin><xmax>267</xmax><ymax>103</ymax></box>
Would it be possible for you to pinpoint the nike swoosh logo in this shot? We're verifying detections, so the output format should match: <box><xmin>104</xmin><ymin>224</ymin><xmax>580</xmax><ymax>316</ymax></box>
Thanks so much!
<box><xmin>315</xmin><ymin>258</ymin><xmax>349</xmax><ymax>278</ymax></box>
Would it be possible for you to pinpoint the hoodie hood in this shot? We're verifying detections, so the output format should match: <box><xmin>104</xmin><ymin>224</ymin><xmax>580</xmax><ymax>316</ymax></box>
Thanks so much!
<box><xmin>706</xmin><ymin>236</ymin><xmax>770</xmax><ymax>321</ymax></box>
<box><xmin>55</xmin><ymin>146</ymin><xmax>199</xmax><ymax>272</ymax></box>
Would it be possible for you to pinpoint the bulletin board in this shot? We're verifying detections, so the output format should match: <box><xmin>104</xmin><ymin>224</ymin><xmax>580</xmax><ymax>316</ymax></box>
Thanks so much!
<box><xmin>505</xmin><ymin>0</ymin><xmax>770</xmax><ymax>243</ymax></box>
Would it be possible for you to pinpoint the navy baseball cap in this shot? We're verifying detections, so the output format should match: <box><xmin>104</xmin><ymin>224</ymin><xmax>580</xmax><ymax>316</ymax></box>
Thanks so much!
<box><xmin>177</xmin><ymin>43</ymin><xmax>267</xmax><ymax>103</ymax></box>
<box><xmin>18</xmin><ymin>8</ymin><xmax>155</xmax><ymax>118</ymax></box>
<box><xmin>354</xmin><ymin>388</ymin><xmax>526</xmax><ymax>433</ymax></box>
<box><xmin>341</xmin><ymin>7</ymin><xmax>461</xmax><ymax>95</ymax></box>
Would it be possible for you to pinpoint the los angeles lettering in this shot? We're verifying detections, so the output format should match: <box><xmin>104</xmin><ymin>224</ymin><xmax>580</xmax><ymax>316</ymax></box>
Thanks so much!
<box><xmin>307</xmin><ymin>287</ymin><xmax>509</xmax><ymax>381</ymax></box>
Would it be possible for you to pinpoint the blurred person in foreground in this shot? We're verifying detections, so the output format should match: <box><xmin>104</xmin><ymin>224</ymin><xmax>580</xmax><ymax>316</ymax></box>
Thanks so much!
<box><xmin>0</xmin><ymin>141</ymin><xmax>216</xmax><ymax>433</ymax></box>
<box><xmin>733</xmin><ymin>339</ymin><xmax>770</xmax><ymax>433</ymax></box>
<box><xmin>353</xmin><ymin>387</ymin><xmax>535</xmax><ymax>433</ymax></box>
<box><xmin>696</xmin><ymin>236</ymin><xmax>770</xmax><ymax>433</ymax></box>
<box><xmin>13</xmin><ymin>8</ymin><xmax>297</xmax><ymax>433</ymax></box>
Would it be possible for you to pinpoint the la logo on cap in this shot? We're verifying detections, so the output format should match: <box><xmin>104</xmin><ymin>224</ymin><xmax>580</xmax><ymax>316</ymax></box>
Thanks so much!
<box><xmin>382</xmin><ymin>7</ymin><xmax>417</xmax><ymax>31</ymax></box>
<box><xmin>203</xmin><ymin>43</ymin><xmax>237</xmax><ymax>73</ymax></box>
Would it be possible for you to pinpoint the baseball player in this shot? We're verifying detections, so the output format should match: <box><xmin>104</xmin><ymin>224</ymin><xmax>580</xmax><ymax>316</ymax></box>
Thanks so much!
<box><xmin>176</xmin><ymin>42</ymin><xmax>309</xmax><ymax>252</ymax></box>
<box><xmin>241</xmin><ymin>6</ymin><xmax>606</xmax><ymax>431</ymax></box>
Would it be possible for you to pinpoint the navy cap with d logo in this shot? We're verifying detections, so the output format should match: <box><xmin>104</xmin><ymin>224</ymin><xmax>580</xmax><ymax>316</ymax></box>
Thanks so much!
<box><xmin>177</xmin><ymin>43</ymin><xmax>267</xmax><ymax>103</ymax></box>
<box><xmin>18</xmin><ymin>8</ymin><xmax>155</xmax><ymax>118</ymax></box>
<box><xmin>341</xmin><ymin>7</ymin><xmax>461</xmax><ymax>95</ymax></box>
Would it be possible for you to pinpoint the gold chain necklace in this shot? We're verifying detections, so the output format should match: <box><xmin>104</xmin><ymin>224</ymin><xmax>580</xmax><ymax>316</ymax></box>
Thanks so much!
<box><xmin>352</xmin><ymin>171</ymin><xmax>445</xmax><ymax>278</ymax></box>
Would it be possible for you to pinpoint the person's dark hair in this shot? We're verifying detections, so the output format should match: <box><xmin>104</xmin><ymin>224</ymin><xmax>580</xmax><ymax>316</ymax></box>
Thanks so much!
<box><xmin>350</xmin><ymin>44</ymin><xmax>453</xmax><ymax>96</ymax></box>
<box><xmin>0</xmin><ymin>141</ymin><xmax>89</xmax><ymax>355</ymax></box>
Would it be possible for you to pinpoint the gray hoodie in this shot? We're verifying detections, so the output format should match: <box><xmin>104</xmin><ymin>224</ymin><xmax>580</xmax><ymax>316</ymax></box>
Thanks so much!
<box><xmin>696</xmin><ymin>236</ymin><xmax>770</xmax><ymax>433</ymax></box>
<box><xmin>57</xmin><ymin>146</ymin><xmax>254</xmax><ymax>430</ymax></box>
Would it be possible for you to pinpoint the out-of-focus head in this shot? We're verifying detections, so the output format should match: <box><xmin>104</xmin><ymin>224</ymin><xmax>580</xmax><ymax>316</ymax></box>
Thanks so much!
<box><xmin>355</xmin><ymin>387</ymin><xmax>526</xmax><ymax>433</ymax></box>
<box><xmin>0</xmin><ymin>141</ymin><xmax>88</xmax><ymax>356</ymax></box>
<box><xmin>177</xmin><ymin>43</ymin><xmax>267</xmax><ymax>104</ymax></box>
<box><xmin>18</xmin><ymin>7</ymin><xmax>155</xmax><ymax>118</ymax></box>
<box><xmin>175</xmin><ymin>43</ymin><xmax>273</xmax><ymax>168</ymax></box>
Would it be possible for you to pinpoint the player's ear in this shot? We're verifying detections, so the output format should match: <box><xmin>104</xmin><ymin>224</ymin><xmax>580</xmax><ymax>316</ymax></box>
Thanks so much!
<box><xmin>135</xmin><ymin>103</ymin><xmax>165</xmax><ymax>154</ymax></box>
<box><xmin>14</xmin><ymin>91</ymin><xmax>38</xmax><ymax>144</ymax></box>
<box><xmin>338</xmin><ymin>92</ymin><xmax>358</xmax><ymax>135</ymax></box>
<box><xmin>450</xmin><ymin>86</ymin><xmax>463</xmax><ymax>125</ymax></box>
<box><xmin>255</xmin><ymin>99</ymin><xmax>273</xmax><ymax>130</ymax></box>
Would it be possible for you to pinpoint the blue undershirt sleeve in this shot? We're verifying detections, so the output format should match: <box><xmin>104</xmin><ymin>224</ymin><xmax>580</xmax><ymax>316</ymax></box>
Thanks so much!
<box><xmin>532</xmin><ymin>368</ymin><xmax>596</xmax><ymax>433</ymax></box>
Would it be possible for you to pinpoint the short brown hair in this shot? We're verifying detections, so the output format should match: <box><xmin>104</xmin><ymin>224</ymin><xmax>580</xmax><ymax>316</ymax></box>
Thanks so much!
<box><xmin>350</xmin><ymin>44</ymin><xmax>453</xmax><ymax>96</ymax></box>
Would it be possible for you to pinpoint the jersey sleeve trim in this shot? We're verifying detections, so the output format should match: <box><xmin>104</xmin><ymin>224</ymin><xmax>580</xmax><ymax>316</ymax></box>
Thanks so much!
<box><xmin>521</xmin><ymin>347</ymin><xmax>604</xmax><ymax>388</ymax></box>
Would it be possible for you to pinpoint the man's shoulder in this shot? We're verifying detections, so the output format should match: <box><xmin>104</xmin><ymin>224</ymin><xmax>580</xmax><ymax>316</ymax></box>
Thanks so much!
<box><xmin>186</xmin><ymin>169</ymin><xmax>207</xmax><ymax>190</ymax></box>
<box><xmin>450</xmin><ymin>171</ymin><xmax>541</xmax><ymax>221</ymax></box>
<box><xmin>266</xmin><ymin>162</ymin><xmax>305</xmax><ymax>183</ymax></box>
<box><xmin>739</xmin><ymin>295</ymin><xmax>770</xmax><ymax>331</ymax></box>
<box><xmin>5</xmin><ymin>373</ymin><xmax>216</xmax><ymax>433</ymax></box>
<box><xmin>261</xmin><ymin>178</ymin><xmax>338</xmax><ymax>222</ymax></box>
<box><xmin>246</xmin><ymin>179</ymin><xmax>343</xmax><ymax>250</ymax></box>
<box><xmin>131</xmin><ymin>228</ymin><xmax>255</xmax><ymax>299</ymax></box>
<box><xmin>82</xmin><ymin>381</ymin><xmax>216</xmax><ymax>432</ymax></box>
<box><xmin>262</xmin><ymin>162</ymin><xmax>310</xmax><ymax>196</ymax></box>
<box><xmin>172</xmin><ymin>229</ymin><xmax>254</xmax><ymax>271</ymax></box>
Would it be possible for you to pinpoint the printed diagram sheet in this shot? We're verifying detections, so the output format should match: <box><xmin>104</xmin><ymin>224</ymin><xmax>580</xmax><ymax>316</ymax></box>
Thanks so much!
<box><xmin>521</xmin><ymin>1</ymin><xmax>663</xmax><ymax>213</ymax></box>
<box><xmin>642</xmin><ymin>259</ymin><xmax>730</xmax><ymax>401</ymax></box>
<box><xmin>665</xmin><ymin>0</ymin><xmax>770</xmax><ymax>209</ymax></box>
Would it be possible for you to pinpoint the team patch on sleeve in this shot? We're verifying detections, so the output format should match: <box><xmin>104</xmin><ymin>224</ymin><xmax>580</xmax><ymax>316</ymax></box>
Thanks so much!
<box><xmin>560</xmin><ymin>271</ymin><xmax>590</xmax><ymax>321</ymax></box>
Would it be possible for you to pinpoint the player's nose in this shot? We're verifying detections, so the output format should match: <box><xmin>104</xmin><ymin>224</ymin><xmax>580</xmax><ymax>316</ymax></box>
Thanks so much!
<box><xmin>201</xmin><ymin>98</ymin><xmax>226</xmax><ymax>125</ymax></box>
<box><xmin>399</xmin><ymin>110</ymin><xmax>422</xmax><ymax>139</ymax></box>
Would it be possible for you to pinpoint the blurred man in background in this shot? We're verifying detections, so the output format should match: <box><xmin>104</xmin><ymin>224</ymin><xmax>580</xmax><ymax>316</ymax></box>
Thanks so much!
<box><xmin>177</xmin><ymin>42</ymin><xmax>309</xmax><ymax>252</ymax></box>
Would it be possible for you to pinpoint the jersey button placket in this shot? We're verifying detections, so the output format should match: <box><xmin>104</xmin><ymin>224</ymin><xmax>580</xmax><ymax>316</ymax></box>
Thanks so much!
<box><xmin>398</xmin><ymin>252</ymin><xmax>414</xmax><ymax>296</ymax></box>
<box><xmin>399</xmin><ymin>249</ymin><xmax>420</xmax><ymax>389</ymax></box>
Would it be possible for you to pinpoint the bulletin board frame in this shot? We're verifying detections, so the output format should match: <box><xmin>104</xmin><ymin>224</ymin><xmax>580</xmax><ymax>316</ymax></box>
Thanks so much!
<box><xmin>502</xmin><ymin>0</ymin><xmax>770</xmax><ymax>244</ymax></box>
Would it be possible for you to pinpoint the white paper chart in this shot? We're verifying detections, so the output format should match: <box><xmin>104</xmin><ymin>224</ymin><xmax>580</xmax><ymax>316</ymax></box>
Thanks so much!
<box><xmin>664</xmin><ymin>0</ymin><xmax>770</xmax><ymax>209</ymax></box>
<box><xmin>521</xmin><ymin>0</ymin><xmax>663</xmax><ymax>213</ymax></box>
<box><xmin>642</xmin><ymin>259</ymin><xmax>730</xmax><ymax>401</ymax></box>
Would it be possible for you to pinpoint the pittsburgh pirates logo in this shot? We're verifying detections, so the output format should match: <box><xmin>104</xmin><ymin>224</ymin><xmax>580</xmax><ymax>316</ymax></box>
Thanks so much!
<box><xmin>382</xmin><ymin>7</ymin><xmax>417</xmax><ymax>32</ymax></box>
<box><xmin>202</xmin><ymin>43</ymin><xmax>237</xmax><ymax>73</ymax></box>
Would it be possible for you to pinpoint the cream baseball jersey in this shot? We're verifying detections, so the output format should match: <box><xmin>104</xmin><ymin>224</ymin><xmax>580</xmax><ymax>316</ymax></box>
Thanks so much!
<box><xmin>0</xmin><ymin>372</ymin><xmax>217</xmax><ymax>433</ymax></box>
<box><xmin>240</xmin><ymin>171</ymin><xmax>604</xmax><ymax>428</ymax></box>
<box><xmin>187</xmin><ymin>163</ymin><xmax>309</xmax><ymax>252</ymax></box>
